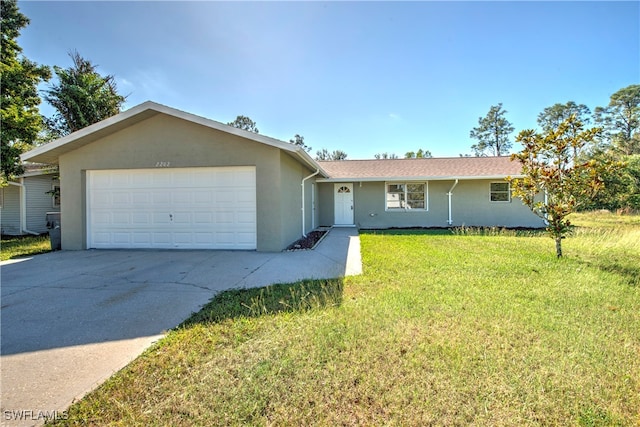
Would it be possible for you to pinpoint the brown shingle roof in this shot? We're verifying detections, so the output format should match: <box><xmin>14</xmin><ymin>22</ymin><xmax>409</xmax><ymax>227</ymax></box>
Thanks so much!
<box><xmin>317</xmin><ymin>156</ymin><xmax>523</xmax><ymax>180</ymax></box>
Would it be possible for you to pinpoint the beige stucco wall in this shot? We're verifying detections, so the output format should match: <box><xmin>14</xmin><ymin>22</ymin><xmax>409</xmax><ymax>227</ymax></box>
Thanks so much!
<box><xmin>447</xmin><ymin>180</ymin><xmax>543</xmax><ymax>227</ymax></box>
<box><xmin>318</xmin><ymin>179</ymin><xmax>544</xmax><ymax>229</ymax></box>
<box><xmin>58</xmin><ymin>113</ymin><xmax>312</xmax><ymax>251</ymax></box>
<box><xmin>278</xmin><ymin>151</ymin><xmax>317</xmax><ymax>249</ymax></box>
<box><xmin>317</xmin><ymin>182</ymin><xmax>335</xmax><ymax>227</ymax></box>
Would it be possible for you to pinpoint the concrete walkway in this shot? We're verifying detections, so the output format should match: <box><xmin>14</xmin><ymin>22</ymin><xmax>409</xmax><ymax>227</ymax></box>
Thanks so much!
<box><xmin>0</xmin><ymin>227</ymin><xmax>361</xmax><ymax>426</ymax></box>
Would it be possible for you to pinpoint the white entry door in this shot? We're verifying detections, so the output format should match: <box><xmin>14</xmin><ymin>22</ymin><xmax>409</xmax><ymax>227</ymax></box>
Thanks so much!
<box><xmin>87</xmin><ymin>167</ymin><xmax>256</xmax><ymax>249</ymax></box>
<box><xmin>334</xmin><ymin>183</ymin><xmax>354</xmax><ymax>226</ymax></box>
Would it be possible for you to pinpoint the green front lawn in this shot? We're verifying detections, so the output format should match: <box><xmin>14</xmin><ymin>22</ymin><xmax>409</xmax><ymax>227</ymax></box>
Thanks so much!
<box><xmin>52</xmin><ymin>212</ymin><xmax>639</xmax><ymax>426</ymax></box>
<box><xmin>1</xmin><ymin>234</ymin><xmax>51</xmax><ymax>261</ymax></box>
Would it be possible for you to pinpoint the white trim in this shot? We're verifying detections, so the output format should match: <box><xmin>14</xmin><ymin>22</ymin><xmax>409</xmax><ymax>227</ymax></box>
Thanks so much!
<box><xmin>85</xmin><ymin>174</ymin><xmax>91</xmax><ymax>249</ymax></box>
<box><xmin>311</xmin><ymin>183</ymin><xmax>316</xmax><ymax>230</ymax></box>
<box><xmin>334</xmin><ymin>183</ymin><xmax>354</xmax><ymax>226</ymax></box>
<box><xmin>21</xmin><ymin>101</ymin><xmax>328</xmax><ymax>177</ymax></box>
<box><xmin>489</xmin><ymin>181</ymin><xmax>511</xmax><ymax>203</ymax></box>
<box><xmin>318</xmin><ymin>175</ymin><xmax>523</xmax><ymax>183</ymax></box>
<box><xmin>447</xmin><ymin>179</ymin><xmax>459</xmax><ymax>226</ymax></box>
<box><xmin>384</xmin><ymin>181</ymin><xmax>429</xmax><ymax>212</ymax></box>
<box><xmin>301</xmin><ymin>169</ymin><xmax>319</xmax><ymax>237</ymax></box>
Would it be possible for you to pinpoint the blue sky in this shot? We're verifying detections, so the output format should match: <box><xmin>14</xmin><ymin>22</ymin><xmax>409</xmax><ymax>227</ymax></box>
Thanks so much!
<box><xmin>18</xmin><ymin>1</ymin><xmax>640</xmax><ymax>159</ymax></box>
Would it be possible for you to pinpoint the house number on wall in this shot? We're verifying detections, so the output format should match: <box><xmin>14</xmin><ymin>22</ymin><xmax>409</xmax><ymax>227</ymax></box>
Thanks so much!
<box><xmin>155</xmin><ymin>162</ymin><xmax>171</xmax><ymax>167</ymax></box>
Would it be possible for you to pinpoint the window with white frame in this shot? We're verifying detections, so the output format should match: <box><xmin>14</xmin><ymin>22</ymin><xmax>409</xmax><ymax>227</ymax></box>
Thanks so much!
<box><xmin>386</xmin><ymin>182</ymin><xmax>427</xmax><ymax>210</ymax></box>
<box><xmin>490</xmin><ymin>182</ymin><xmax>510</xmax><ymax>202</ymax></box>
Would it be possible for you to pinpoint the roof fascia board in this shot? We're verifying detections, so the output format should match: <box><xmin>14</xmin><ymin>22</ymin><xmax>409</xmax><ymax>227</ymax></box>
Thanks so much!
<box><xmin>20</xmin><ymin>170</ymin><xmax>58</xmax><ymax>178</ymax></box>
<box><xmin>21</xmin><ymin>102</ymin><xmax>159</xmax><ymax>163</ymax></box>
<box><xmin>316</xmin><ymin>175</ymin><xmax>523</xmax><ymax>182</ymax></box>
<box><xmin>164</xmin><ymin>106</ymin><xmax>328</xmax><ymax>177</ymax></box>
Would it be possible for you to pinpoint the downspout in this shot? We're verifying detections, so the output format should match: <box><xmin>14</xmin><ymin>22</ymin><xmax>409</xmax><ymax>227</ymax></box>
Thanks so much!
<box><xmin>8</xmin><ymin>179</ymin><xmax>40</xmax><ymax>235</ymax></box>
<box><xmin>447</xmin><ymin>179</ymin><xmax>459</xmax><ymax>226</ymax></box>
<box><xmin>543</xmin><ymin>189</ymin><xmax>549</xmax><ymax>225</ymax></box>
<box><xmin>301</xmin><ymin>170</ymin><xmax>320</xmax><ymax>237</ymax></box>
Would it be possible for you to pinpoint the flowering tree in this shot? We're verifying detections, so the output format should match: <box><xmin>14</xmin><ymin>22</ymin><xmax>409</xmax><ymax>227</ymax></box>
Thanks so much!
<box><xmin>509</xmin><ymin>115</ymin><xmax>618</xmax><ymax>257</ymax></box>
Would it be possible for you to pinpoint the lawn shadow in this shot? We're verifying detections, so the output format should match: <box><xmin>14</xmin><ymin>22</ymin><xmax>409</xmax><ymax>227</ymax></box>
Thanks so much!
<box><xmin>180</xmin><ymin>279</ymin><xmax>344</xmax><ymax>327</ymax></box>
<box><xmin>590</xmin><ymin>260</ymin><xmax>639</xmax><ymax>287</ymax></box>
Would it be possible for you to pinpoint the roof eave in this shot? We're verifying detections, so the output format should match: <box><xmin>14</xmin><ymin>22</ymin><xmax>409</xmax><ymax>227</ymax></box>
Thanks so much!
<box><xmin>20</xmin><ymin>101</ymin><xmax>329</xmax><ymax>176</ymax></box>
<box><xmin>316</xmin><ymin>175</ymin><xmax>523</xmax><ymax>182</ymax></box>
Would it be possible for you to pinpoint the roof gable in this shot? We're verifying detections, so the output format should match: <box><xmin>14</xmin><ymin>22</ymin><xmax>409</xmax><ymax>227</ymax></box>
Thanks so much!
<box><xmin>317</xmin><ymin>157</ymin><xmax>523</xmax><ymax>181</ymax></box>
<box><xmin>21</xmin><ymin>101</ymin><xmax>326</xmax><ymax>176</ymax></box>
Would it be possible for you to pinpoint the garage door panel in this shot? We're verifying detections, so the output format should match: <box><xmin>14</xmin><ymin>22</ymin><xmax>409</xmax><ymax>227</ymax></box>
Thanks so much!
<box><xmin>131</xmin><ymin>192</ymin><xmax>151</xmax><ymax>205</ymax></box>
<box><xmin>132</xmin><ymin>212</ymin><xmax>150</xmax><ymax>224</ymax></box>
<box><xmin>112</xmin><ymin>192</ymin><xmax>131</xmax><ymax>205</ymax></box>
<box><xmin>236</xmin><ymin>211</ymin><xmax>256</xmax><ymax>224</ymax></box>
<box><xmin>130</xmin><ymin>172</ymin><xmax>153</xmax><ymax>187</ymax></box>
<box><xmin>111</xmin><ymin>174</ymin><xmax>130</xmax><ymax>187</ymax></box>
<box><xmin>194</xmin><ymin>212</ymin><xmax>214</xmax><ymax>224</ymax></box>
<box><xmin>113</xmin><ymin>233</ymin><xmax>131</xmax><ymax>244</ymax></box>
<box><xmin>193</xmin><ymin>191</ymin><xmax>213</xmax><ymax>203</ymax></box>
<box><xmin>152</xmin><ymin>192</ymin><xmax>171</xmax><ymax>205</ymax></box>
<box><xmin>172</xmin><ymin>192</ymin><xmax>192</xmax><ymax>204</ymax></box>
<box><xmin>113</xmin><ymin>212</ymin><xmax>130</xmax><ymax>225</ymax></box>
<box><xmin>88</xmin><ymin>167</ymin><xmax>256</xmax><ymax>249</ymax></box>
<box><xmin>132</xmin><ymin>232</ymin><xmax>152</xmax><ymax>244</ymax></box>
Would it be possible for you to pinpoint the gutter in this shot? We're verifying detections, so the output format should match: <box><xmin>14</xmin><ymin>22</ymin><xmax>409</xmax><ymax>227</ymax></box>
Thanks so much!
<box><xmin>316</xmin><ymin>175</ymin><xmax>524</xmax><ymax>183</ymax></box>
<box><xmin>446</xmin><ymin>179</ymin><xmax>459</xmax><ymax>226</ymax></box>
<box><xmin>7</xmin><ymin>179</ymin><xmax>41</xmax><ymax>236</ymax></box>
<box><xmin>301</xmin><ymin>169</ymin><xmax>320</xmax><ymax>237</ymax></box>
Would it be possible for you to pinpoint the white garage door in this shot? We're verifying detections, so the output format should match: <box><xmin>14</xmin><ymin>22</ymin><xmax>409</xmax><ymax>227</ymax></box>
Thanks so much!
<box><xmin>87</xmin><ymin>167</ymin><xmax>256</xmax><ymax>249</ymax></box>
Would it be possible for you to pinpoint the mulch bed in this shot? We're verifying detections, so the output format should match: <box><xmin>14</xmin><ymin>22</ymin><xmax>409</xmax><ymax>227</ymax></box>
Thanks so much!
<box><xmin>286</xmin><ymin>230</ymin><xmax>328</xmax><ymax>251</ymax></box>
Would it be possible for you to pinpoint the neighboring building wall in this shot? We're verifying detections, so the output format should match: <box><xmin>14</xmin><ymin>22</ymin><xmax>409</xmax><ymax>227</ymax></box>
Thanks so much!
<box><xmin>318</xmin><ymin>179</ymin><xmax>544</xmax><ymax>229</ymax></box>
<box><xmin>25</xmin><ymin>174</ymin><xmax>59</xmax><ymax>234</ymax></box>
<box><xmin>58</xmin><ymin>113</ymin><xmax>289</xmax><ymax>251</ymax></box>
<box><xmin>0</xmin><ymin>185</ymin><xmax>21</xmax><ymax>235</ymax></box>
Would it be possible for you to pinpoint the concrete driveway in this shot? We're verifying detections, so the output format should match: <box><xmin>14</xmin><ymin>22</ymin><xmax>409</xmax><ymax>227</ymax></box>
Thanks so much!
<box><xmin>1</xmin><ymin>228</ymin><xmax>361</xmax><ymax>426</ymax></box>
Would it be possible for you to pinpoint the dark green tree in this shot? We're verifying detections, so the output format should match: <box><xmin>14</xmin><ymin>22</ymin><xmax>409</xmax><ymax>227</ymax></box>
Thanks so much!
<box><xmin>594</xmin><ymin>84</ymin><xmax>640</xmax><ymax>155</ymax></box>
<box><xmin>0</xmin><ymin>0</ymin><xmax>51</xmax><ymax>183</ymax></box>
<box><xmin>405</xmin><ymin>149</ymin><xmax>433</xmax><ymax>158</ymax></box>
<box><xmin>509</xmin><ymin>115</ymin><xmax>619</xmax><ymax>258</ymax></box>
<box><xmin>316</xmin><ymin>149</ymin><xmax>347</xmax><ymax>161</ymax></box>
<box><xmin>470</xmin><ymin>103</ymin><xmax>514</xmax><ymax>156</ymax></box>
<box><xmin>289</xmin><ymin>134</ymin><xmax>311</xmax><ymax>152</ymax></box>
<box><xmin>44</xmin><ymin>51</ymin><xmax>125</xmax><ymax>137</ymax></box>
<box><xmin>227</xmin><ymin>115</ymin><xmax>259</xmax><ymax>133</ymax></box>
<box><xmin>537</xmin><ymin>101</ymin><xmax>591</xmax><ymax>133</ymax></box>
<box><xmin>581</xmin><ymin>153</ymin><xmax>640</xmax><ymax>211</ymax></box>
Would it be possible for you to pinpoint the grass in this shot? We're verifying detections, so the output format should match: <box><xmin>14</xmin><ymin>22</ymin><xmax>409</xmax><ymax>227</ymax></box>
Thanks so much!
<box><xmin>0</xmin><ymin>234</ymin><xmax>51</xmax><ymax>261</ymax></box>
<box><xmin>51</xmin><ymin>212</ymin><xmax>639</xmax><ymax>426</ymax></box>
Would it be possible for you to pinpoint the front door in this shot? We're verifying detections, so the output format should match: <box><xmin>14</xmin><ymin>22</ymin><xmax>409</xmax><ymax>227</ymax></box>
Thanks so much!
<box><xmin>334</xmin><ymin>183</ymin><xmax>354</xmax><ymax>226</ymax></box>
